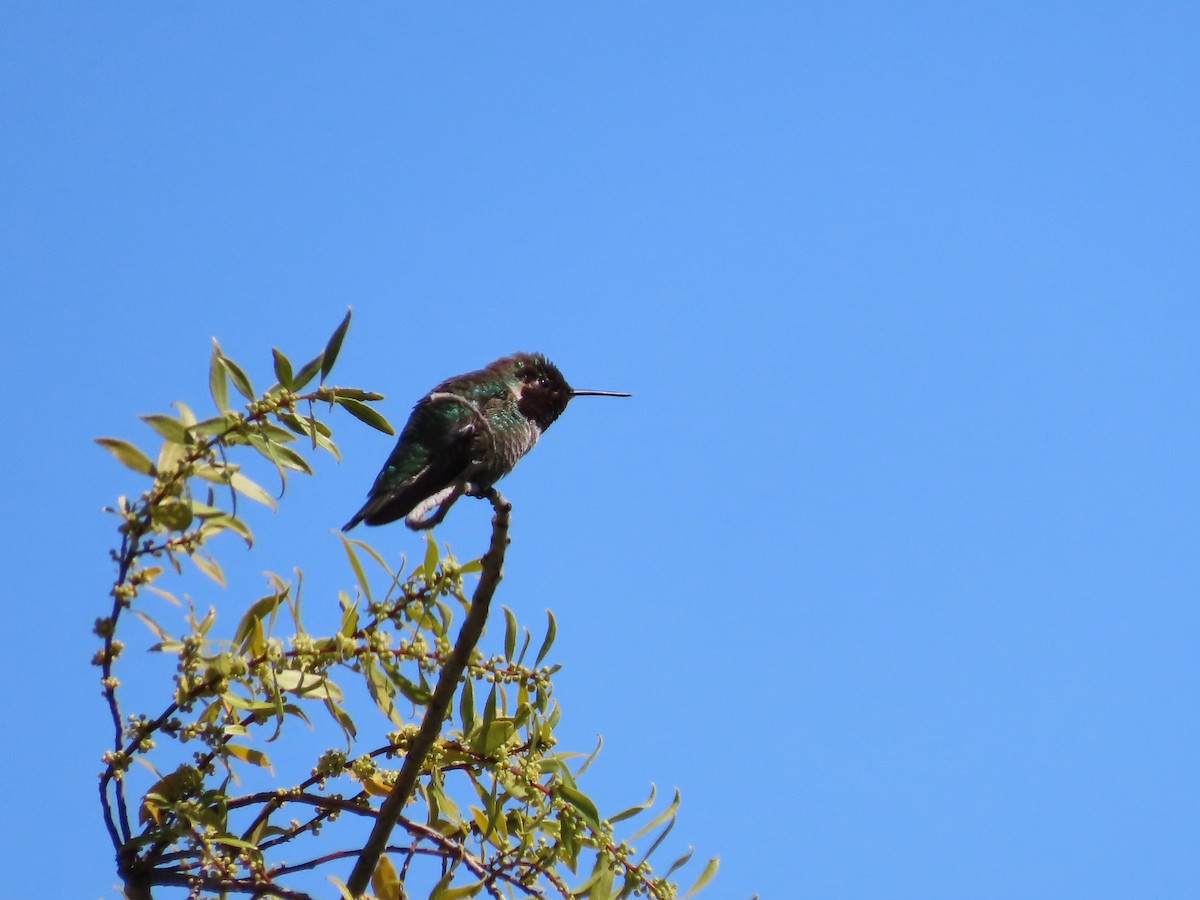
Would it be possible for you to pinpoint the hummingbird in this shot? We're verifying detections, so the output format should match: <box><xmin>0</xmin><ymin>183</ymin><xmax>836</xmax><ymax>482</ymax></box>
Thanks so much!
<box><xmin>342</xmin><ymin>352</ymin><xmax>630</xmax><ymax>531</ymax></box>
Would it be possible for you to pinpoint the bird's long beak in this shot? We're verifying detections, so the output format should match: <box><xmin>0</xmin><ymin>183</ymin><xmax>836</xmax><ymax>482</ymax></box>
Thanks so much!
<box><xmin>571</xmin><ymin>389</ymin><xmax>632</xmax><ymax>398</ymax></box>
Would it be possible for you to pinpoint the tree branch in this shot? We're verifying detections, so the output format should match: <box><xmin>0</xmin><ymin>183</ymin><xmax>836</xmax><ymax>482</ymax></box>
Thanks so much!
<box><xmin>345</xmin><ymin>488</ymin><xmax>511</xmax><ymax>897</ymax></box>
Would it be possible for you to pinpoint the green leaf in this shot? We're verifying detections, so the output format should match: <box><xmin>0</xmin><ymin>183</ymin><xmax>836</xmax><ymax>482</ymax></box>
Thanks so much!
<box><xmin>174</xmin><ymin>400</ymin><xmax>197</xmax><ymax>427</ymax></box>
<box><xmin>591</xmin><ymin>857</ymin><xmax>616</xmax><ymax>900</ymax></box>
<box><xmin>189</xmin><ymin>414</ymin><xmax>236</xmax><ymax>437</ymax></box>
<box><xmin>341</xmin><ymin>535</ymin><xmax>372</xmax><ymax>603</ymax></box>
<box><xmin>459</xmin><ymin>675</ymin><xmax>476</xmax><ymax>737</ymax></box>
<box><xmin>292</xmin><ymin>351</ymin><xmax>324</xmax><ymax>390</ymax></box>
<box><xmin>642</xmin><ymin>814</ymin><xmax>676</xmax><ymax>863</ymax></box>
<box><xmin>471</xmin><ymin>685</ymin><xmax>498</xmax><ymax>754</ymax></box>
<box><xmin>534</xmin><ymin>609</ymin><xmax>558</xmax><ymax>667</ymax></box>
<box><xmin>140</xmin><ymin>413</ymin><xmax>189</xmax><ymax>444</ymax></box>
<box><xmin>274</xmin><ymin>670</ymin><xmax>328</xmax><ymax>695</ymax></box>
<box><xmin>328</xmin><ymin>877</ymin><xmax>356</xmax><ymax>900</ymax></box>
<box><xmin>256</xmin><ymin>421</ymin><xmax>299</xmax><ymax>443</ymax></box>
<box><xmin>503</xmin><ymin>606</ymin><xmax>518</xmax><ymax>660</ymax></box>
<box><xmin>665</xmin><ymin>846</ymin><xmax>695</xmax><ymax>878</ymax></box>
<box><xmin>610</xmin><ymin>784</ymin><xmax>656</xmax><ymax>824</ymax></box>
<box><xmin>246</xmin><ymin>434</ymin><xmax>301</xmax><ymax>486</ymax></box>
<box><xmin>347</xmin><ymin>536</ymin><xmax>393</xmax><ymax>577</ymax></box>
<box><xmin>264</xmin><ymin>441</ymin><xmax>313</xmax><ymax>474</ymax></box>
<box><xmin>192</xmin><ymin>553</ymin><xmax>226</xmax><ymax>586</ymax></box>
<box><xmin>428</xmin><ymin>872</ymin><xmax>455</xmax><ymax>900</ymax></box>
<box><xmin>272</xmin><ymin>348</ymin><xmax>294</xmax><ymax>391</ymax></box>
<box><xmin>476</xmin><ymin>717</ymin><xmax>516</xmax><ymax>755</ymax></box>
<box><xmin>131</xmin><ymin>610</ymin><xmax>171</xmax><ymax>641</ymax></box>
<box><xmin>276</xmin><ymin>408</ymin><xmax>341</xmax><ymax>458</ymax></box>
<box><xmin>631</xmin><ymin>788</ymin><xmax>679</xmax><ymax>841</ymax></box>
<box><xmin>225</xmin><ymin>743</ymin><xmax>273</xmax><ymax>771</ymax></box>
<box><xmin>393</xmin><ymin>671</ymin><xmax>432</xmax><ymax>705</ymax></box>
<box><xmin>364</xmin><ymin>660</ymin><xmax>403</xmax><ymax>725</ymax></box>
<box><xmin>155</xmin><ymin>436</ymin><xmax>188</xmax><ymax>475</ymax></box>
<box><xmin>439</xmin><ymin>881</ymin><xmax>485</xmax><ymax>900</ymax></box>
<box><xmin>571</xmin><ymin>861</ymin><xmax>607</xmax><ymax>897</ymax></box>
<box><xmin>321</xmin><ymin>308</ymin><xmax>352</xmax><ymax>381</ymax></box>
<box><xmin>339</xmin><ymin>597</ymin><xmax>359</xmax><ymax>637</ymax></box>
<box><xmin>209</xmin><ymin>339</ymin><xmax>229</xmax><ymax>411</ymax></box>
<box><xmin>421</xmin><ymin>532</ymin><xmax>440</xmax><ymax>580</ymax></box>
<box><xmin>95</xmin><ymin>438</ymin><xmax>156</xmax><ymax>475</ymax></box>
<box><xmin>335</xmin><ymin>395</ymin><xmax>395</xmax><ymax>434</ymax></box>
<box><xmin>233</xmin><ymin>589</ymin><xmax>287</xmax><ymax>650</ymax></box>
<box><xmin>371</xmin><ymin>855</ymin><xmax>402</xmax><ymax>900</ymax></box>
<box><xmin>198</xmin><ymin>512</ymin><xmax>254</xmax><ymax>547</ymax></box>
<box><xmin>683</xmin><ymin>857</ymin><xmax>719</xmax><ymax>898</ymax></box>
<box><xmin>151</xmin><ymin>497</ymin><xmax>194</xmax><ymax>531</ymax></box>
<box><xmin>558</xmin><ymin>783</ymin><xmax>601</xmax><ymax>831</ymax></box>
<box><xmin>574</xmin><ymin>734</ymin><xmax>603</xmax><ymax>778</ymax></box>
<box><xmin>325</xmin><ymin>694</ymin><xmax>357</xmax><ymax>741</ymax></box>
<box><xmin>219</xmin><ymin>355</ymin><xmax>255</xmax><ymax>400</ymax></box>
<box><xmin>229</xmin><ymin>471</ymin><xmax>278</xmax><ymax>509</ymax></box>
<box><xmin>210</xmin><ymin>834</ymin><xmax>260</xmax><ymax>852</ymax></box>
<box><xmin>331</xmin><ymin>387</ymin><xmax>384</xmax><ymax>401</ymax></box>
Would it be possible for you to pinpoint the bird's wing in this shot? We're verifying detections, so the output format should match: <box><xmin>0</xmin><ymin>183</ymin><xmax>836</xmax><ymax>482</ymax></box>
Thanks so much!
<box><xmin>342</xmin><ymin>395</ymin><xmax>479</xmax><ymax>529</ymax></box>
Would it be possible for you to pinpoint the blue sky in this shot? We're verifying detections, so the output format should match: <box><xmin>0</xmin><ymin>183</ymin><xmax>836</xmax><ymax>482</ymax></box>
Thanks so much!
<box><xmin>3</xmin><ymin>4</ymin><xmax>1198</xmax><ymax>898</ymax></box>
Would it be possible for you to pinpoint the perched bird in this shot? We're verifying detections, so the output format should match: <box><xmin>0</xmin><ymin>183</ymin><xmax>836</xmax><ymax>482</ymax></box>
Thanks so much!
<box><xmin>342</xmin><ymin>353</ymin><xmax>630</xmax><ymax>530</ymax></box>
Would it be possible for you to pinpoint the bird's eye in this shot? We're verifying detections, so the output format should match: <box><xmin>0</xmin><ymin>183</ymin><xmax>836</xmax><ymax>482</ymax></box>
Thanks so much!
<box><xmin>537</xmin><ymin>375</ymin><xmax>549</xmax><ymax>388</ymax></box>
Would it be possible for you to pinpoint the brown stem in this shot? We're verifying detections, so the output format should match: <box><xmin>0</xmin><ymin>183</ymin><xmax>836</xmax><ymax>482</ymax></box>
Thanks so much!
<box><xmin>345</xmin><ymin>488</ymin><xmax>510</xmax><ymax>897</ymax></box>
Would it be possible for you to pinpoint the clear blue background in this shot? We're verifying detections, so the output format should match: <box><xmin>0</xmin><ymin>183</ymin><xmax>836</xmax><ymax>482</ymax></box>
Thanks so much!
<box><xmin>3</xmin><ymin>4</ymin><xmax>1197</xmax><ymax>898</ymax></box>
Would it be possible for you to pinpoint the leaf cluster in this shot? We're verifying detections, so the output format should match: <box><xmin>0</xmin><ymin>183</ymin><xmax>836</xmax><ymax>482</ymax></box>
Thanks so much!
<box><xmin>96</xmin><ymin>313</ymin><xmax>716</xmax><ymax>900</ymax></box>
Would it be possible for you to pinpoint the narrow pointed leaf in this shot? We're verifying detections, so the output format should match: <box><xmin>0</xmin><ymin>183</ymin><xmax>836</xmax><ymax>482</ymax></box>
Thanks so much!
<box><xmin>393</xmin><ymin>671</ymin><xmax>432</xmax><ymax>705</ymax></box>
<box><xmin>459</xmin><ymin>675</ymin><xmax>477</xmax><ymax>738</ymax></box>
<box><xmin>421</xmin><ymin>533</ymin><xmax>439</xmax><ymax>580</ymax></box>
<box><xmin>174</xmin><ymin>400</ymin><xmax>197</xmax><ymax>426</ymax></box>
<box><xmin>631</xmin><ymin>788</ymin><xmax>680</xmax><ymax>840</ymax></box>
<box><xmin>610</xmin><ymin>784</ymin><xmax>657</xmax><ymax>824</ymax></box>
<box><xmin>95</xmin><ymin>438</ymin><xmax>156</xmax><ymax>475</ymax></box>
<box><xmin>346</xmin><ymin>536</ymin><xmax>393</xmax><ymax>577</ymax></box>
<box><xmin>225</xmin><ymin>743</ymin><xmax>273</xmax><ymax>771</ymax></box>
<box><xmin>332</xmin><ymin>387</ymin><xmax>385</xmax><ymax>401</ymax></box>
<box><xmin>534</xmin><ymin>609</ymin><xmax>558</xmax><ymax>666</ymax></box>
<box><xmin>219</xmin><ymin>356</ymin><xmax>255</xmax><ymax>400</ymax></box>
<box><xmin>683</xmin><ymin>857</ymin><xmax>719</xmax><ymax>898</ymax></box>
<box><xmin>272</xmin><ymin>348</ymin><xmax>294</xmax><ymax>391</ymax></box>
<box><xmin>334</xmin><ymin>396</ymin><xmax>395</xmax><ymax>434</ymax></box>
<box><xmin>155</xmin><ymin>438</ymin><xmax>187</xmax><ymax>475</ymax></box>
<box><xmin>209</xmin><ymin>339</ymin><xmax>229</xmax><ymax>411</ymax></box>
<box><xmin>503</xmin><ymin>606</ymin><xmax>518</xmax><ymax>660</ymax></box>
<box><xmin>131</xmin><ymin>610</ymin><xmax>171</xmax><ymax>641</ymax></box>
<box><xmin>665</xmin><ymin>847</ymin><xmax>695</xmax><ymax>878</ymax></box>
<box><xmin>558</xmin><ymin>783</ymin><xmax>601</xmax><ymax>831</ymax></box>
<box><xmin>642</xmin><ymin>815</ymin><xmax>676</xmax><ymax>862</ymax></box>
<box><xmin>140</xmin><ymin>413</ymin><xmax>189</xmax><ymax>444</ymax></box>
<box><xmin>321</xmin><ymin>308</ymin><xmax>352</xmax><ymax>381</ymax></box>
<box><xmin>229</xmin><ymin>471</ymin><xmax>278</xmax><ymax>509</ymax></box>
<box><xmin>200</xmin><ymin>512</ymin><xmax>254</xmax><ymax>547</ymax></box>
<box><xmin>265</xmin><ymin>441</ymin><xmax>313</xmax><ymax>474</ymax></box>
<box><xmin>233</xmin><ymin>590</ymin><xmax>287</xmax><ymax>649</ymax></box>
<box><xmin>192</xmin><ymin>553</ymin><xmax>226</xmax><ymax>586</ymax></box>
<box><xmin>371</xmin><ymin>855</ymin><xmax>402</xmax><ymax>900</ymax></box>
<box><xmin>364</xmin><ymin>661</ymin><xmax>402</xmax><ymax>725</ymax></box>
<box><xmin>341</xmin><ymin>535</ymin><xmax>372</xmax><ymax>602</ymax></box>
<box><xmin>439</xmin><ymin>881</ymin><xmax>485</xmax><ymax>900</ymax></box>
<box><xmin>293</xmin><ymin>352</ymin><xmax>324</xmax><ymax>390</ymax></box>
<box><xmin>573</xmin><ymin>734</ymin><xmax>603</xmax><ymax>778</ymax></box>
<box><xmin>190</xmin><ymin>414</ymin><xmax>236</xmax><ymax>437</ymax></box>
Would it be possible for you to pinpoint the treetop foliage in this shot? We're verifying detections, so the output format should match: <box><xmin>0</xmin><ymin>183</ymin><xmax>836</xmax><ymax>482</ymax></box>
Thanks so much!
<box><xmin>95</xmin><ymin>311</ymin><xmax>717</xmax><ymax>900</ymax></box>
